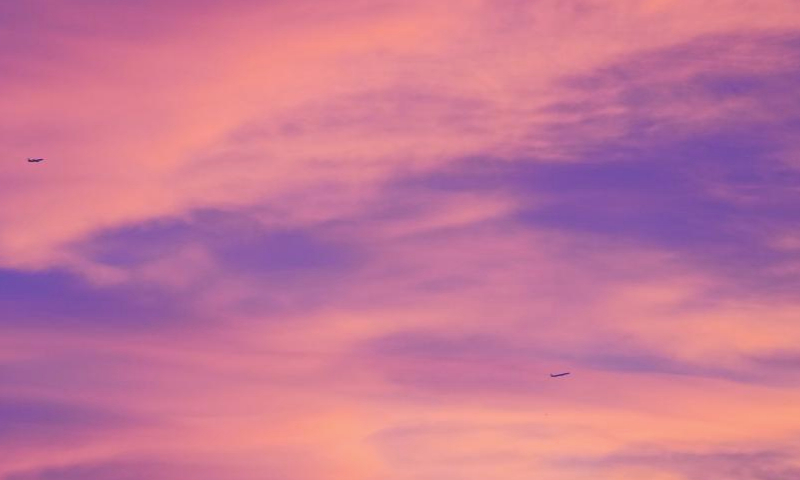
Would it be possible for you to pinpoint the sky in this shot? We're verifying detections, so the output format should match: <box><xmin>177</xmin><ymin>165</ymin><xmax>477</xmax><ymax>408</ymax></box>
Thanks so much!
<box><xmin>1</xmin><ymin>1</ymin><xmax>800</xmax><ymax>479</ymax></box>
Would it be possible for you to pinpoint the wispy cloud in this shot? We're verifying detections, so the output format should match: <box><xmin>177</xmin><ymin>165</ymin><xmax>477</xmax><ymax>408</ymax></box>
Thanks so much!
<box><xmin>2</xmin><ymin>1</ymin><xmax>800</xmax><ymax>479</ymax></box>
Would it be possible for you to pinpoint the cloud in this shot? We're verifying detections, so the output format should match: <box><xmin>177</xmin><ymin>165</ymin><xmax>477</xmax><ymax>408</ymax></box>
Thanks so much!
<box><xmin>560</xmin><ymin>445</ymin><xmax>800</xmax><ymax>480</ymax></box>
<box><xmin>82</xmin><ymin>208</ymin><xmax>363</xmax><ymax>275</ymax></box>
<box><xmin>0</xmin><ymin>397</ymin><xmax>144</xmax><ymax>476</ymax></box>
<box><xmin>0</xmin><ymin>267</ymin><xmax>188</xmax><ymax>330</ymax></box>
<box><xmin>4</xmin><ymin>458</ymin><xmax>276</xmax><ymax>480</ymax></box>
<box><xmin>0</xmin><ymin>398</ymin><xmax>132</xmax><ymax>443</ymax></box>
<box><xmin>396</xmin><ymin>31</ymin><xmax>800</xmax><ymax>300</ymax></box>
<box><xmin>2</xmin><ymin>2</ymin><xmax>800</xmax><ymax>480</ymax></box>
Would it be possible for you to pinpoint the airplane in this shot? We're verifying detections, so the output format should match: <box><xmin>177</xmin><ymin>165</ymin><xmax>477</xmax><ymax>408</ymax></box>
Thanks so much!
<box><xmin>550</xmin><ymin>372</ymin><xmax>570</xmax><ymax>378</ymax></box>
<box><xmin>27</xmin><ymin>158</ymin><xmax>44</xmax><ymax>163</ymax></box>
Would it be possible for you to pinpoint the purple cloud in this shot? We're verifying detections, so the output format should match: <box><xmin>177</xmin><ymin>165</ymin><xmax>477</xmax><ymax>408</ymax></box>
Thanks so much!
<box><xmin>0</xmin><ymin>267</ymin><xmax>188</xmax><ymax>330</ymax></box>
<box><xmin>556</xmin><ymin>446</ymin><xmax>800</xmax><ymax>480</ymax></box>
<box><xmin>0</xmin><ymin>398</ymin><xmax>132</xmax><ymax>443</ymax></box>
<box><xmin>3</xmin><ymin>458</ymin><xmax>263</xmax><ymax>480</ymax></box>
<box><xmin>83</xmin><ymin>209</ymin><xmax>363</xmax><ymax>275</ymax></box>
<box><xmin>393</xmin><ymin>31</ymin><xmax>800</xmax><ymax>299</ymax></box>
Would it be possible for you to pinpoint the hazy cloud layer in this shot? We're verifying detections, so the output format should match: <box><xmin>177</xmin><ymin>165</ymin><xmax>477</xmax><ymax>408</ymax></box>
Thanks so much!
<box><xmin>2</xmin><ymin>1</ymin><xmax>800</xmax><ymax>479</ymax></box>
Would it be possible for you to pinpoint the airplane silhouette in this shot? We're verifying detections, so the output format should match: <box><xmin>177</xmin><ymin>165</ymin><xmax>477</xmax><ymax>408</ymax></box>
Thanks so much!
<box><xmin>27</xmin><ymin>158</ymin><xmax>44</xmax><ymax>163</ymax></box>
<box><xmin>550</xmin><ymin>372</ymin><xmax>570</xmax><ymax>378</ymax></box>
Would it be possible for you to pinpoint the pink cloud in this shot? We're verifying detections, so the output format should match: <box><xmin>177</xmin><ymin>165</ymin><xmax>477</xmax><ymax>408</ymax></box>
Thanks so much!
<box><xmin>2</xmin><ymin>1</ymin><xmax>800</xmax><ymax>479</ymax></box>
